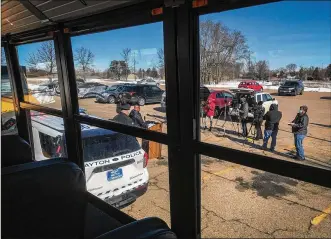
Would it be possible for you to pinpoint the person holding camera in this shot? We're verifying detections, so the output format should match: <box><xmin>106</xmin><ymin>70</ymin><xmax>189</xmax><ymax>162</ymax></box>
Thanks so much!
<box><xmin>239</xmin><ymin>97</ymin><xmax>249</xmax><ymax>137</ymax></box>
<box><xmin>263</xmin><ymin>104</ymin><xmax>282</xmax><ymax>151</ymax></box>
<box><xmin>288</xmin><ymin>105</ymin><xmax>309</xmax><ymax>161</ymax></box>
<box><xmin>253</xmin><ymin>101</ymin><xmax>265</xmax><ymax>140</ymax></box>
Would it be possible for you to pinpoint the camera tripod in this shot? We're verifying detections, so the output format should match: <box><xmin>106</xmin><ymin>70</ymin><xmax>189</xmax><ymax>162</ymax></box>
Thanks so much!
<box><xmin>214</xmin><ymin>99</ymin><xmax>241</xmax><ymax>137</ymax></box>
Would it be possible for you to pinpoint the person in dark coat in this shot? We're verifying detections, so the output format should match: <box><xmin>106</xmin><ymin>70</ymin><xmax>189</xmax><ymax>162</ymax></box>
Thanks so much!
<box><xmin>288</xmin><ymin>105</ymin><xmax>309</xmax><ymax>160</ymax></box>
<box><xmin>113</xmin><ymin>103</ymin><xmax>134</xmax><ymax>126</ymax></box>
<box><xmin>253</xmin><ymin>101</ymin><xmax>265</xmax><ymax>140</ymax></box>
<box><xmin>239</xmin><ymin>97</ymin><xmax>249</xmax><ymax>137</ymax></box>
<box><xmin>263</xmin><ymin>104</ymin><xmax>282</xmax><ymax>151</ymax></box>
<box><xmin>129</xmin><ymin>105</ymin><xmax>147</xmax><ymax>128</ymax></box>
<box><xmin>129</xmin><ymin>104</ymin><xmax>149</xmax><ymax>154</ymax></box>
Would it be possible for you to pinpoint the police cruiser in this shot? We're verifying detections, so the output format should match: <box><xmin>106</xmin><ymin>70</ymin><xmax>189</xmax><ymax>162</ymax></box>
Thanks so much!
<box><xmin>30</xmin><ymin>112</ymin><xmax>149</xmax><ymax>208</ymax></box>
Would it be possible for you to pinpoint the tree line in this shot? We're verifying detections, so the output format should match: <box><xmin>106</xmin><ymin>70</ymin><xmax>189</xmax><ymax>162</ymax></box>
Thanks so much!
<box><xmin>200</xmin><ymin>20</ymin><xmax>331</xmax><ymax>83</ymax></box>
<box><xmin>24</xmin><ymin>41</ymin><xmax>165</xmax><ymax>81</ymax></box>
<box><xmin>21</xmin><ymin>22</ymin><xmax>331</xmax><ymax>82</ymax></box>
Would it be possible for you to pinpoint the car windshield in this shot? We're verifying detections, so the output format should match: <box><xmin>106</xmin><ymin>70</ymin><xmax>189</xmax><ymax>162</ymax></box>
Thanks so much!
<box><xmin>82</xmin><ymin>133</ymin><xmax>140</xmax><ymax>162</ymax></box>
<box><xmin>283</xmin><ymin>81</ymin><xmax>298</xmax><ymax>86</ymax></box>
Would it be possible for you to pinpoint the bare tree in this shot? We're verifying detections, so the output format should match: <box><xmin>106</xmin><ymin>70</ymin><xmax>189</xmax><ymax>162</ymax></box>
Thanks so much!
<box><xmin>26</xmin><ymin>53</ymin><xmax>39</xmax><ymax>72</ymax></box>
<box><xmin>121</xmin><ymin>48</ymin><xmax>131</xmax><ymax>81</ymax></box>
<box><xmin>131</xmin><ymin>50</ymin><xmax>139</xmax><ymax>80</ymax></box>
<box><xmin>200</xmin><ymin>20</ymin><xmax>250</xmax><ymax>84</ymax></box>
<box><xmin>74</xmin><ymin>47</ymin><xmax>95</xmax><ymax>80</ymax></box>
<box><xmin>286</xmin><ymin>63</ymin><xmax>297</xmax><ymax>76</ymax></box>
<box><xmin>157</xmin><ymin>48</ymin><xmax>165</xmax><ymax>79</ymax></box>
<box><xmin>255</xmin><ymin>60</ymin><xmax>269</xmax><ymax>81</ymax></box>
<box><xmin>38</xmin><ymin>41</ymin><xmax>56</xmax><ymax>75</ymax></box>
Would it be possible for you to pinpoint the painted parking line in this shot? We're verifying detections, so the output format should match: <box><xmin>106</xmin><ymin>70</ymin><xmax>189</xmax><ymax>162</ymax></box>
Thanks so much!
<box><xmin>202</xmin><ymin>166</ymin><xmax>238</xmax><ymax>181</ymax></box>
<box><xmin>311</xmin><ymin>204</ymin><xmax>331</xmax><ymax>226</ymax></box>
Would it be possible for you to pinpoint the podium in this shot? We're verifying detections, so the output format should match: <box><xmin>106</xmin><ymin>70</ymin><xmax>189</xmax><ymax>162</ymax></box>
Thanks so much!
<box><xmin>147</xmin><ymin>123</ymin><xmax>163</xmax><ymax>159</ymax></box>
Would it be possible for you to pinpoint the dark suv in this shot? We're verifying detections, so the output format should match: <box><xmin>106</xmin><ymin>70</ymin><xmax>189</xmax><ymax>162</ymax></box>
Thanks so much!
<box><xmin>96</xmin><ymin>84</ymin><xmax>135</xmax><ymax>103</ymax></box>
<box><xmin>130</xmin><ymin>85</ymin><xmax>164</xmax><ymax>106</ymax></box>
<box><xmin>278</xmin><ymin>80</ymin><xmax>304</xmax><ymax>96</ymax></box>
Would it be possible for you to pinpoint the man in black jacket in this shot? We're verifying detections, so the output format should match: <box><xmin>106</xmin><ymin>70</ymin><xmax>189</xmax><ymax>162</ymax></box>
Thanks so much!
<box><xmin>113</xmin><ymin>103</ymin><xmax>134</xmax><ymax>126</ymax></box>
<box><xmin>262</xmin><ymin>104</ymin><xmax>282</xmax><ymax>151</ymax></box>
<box><xmin>239</xmin><ymin>97</ymin><xmax>249</xmax><ymax>137</ymax></box>
<box><xmin>129</xmin><ymin>105</ymin><xmax>147</xmax><ymax>128</ymax></box>
<box><xmin>253</xmin><ymin>101</ymin><xmax>265</xmax><ymax>140</ymax></box>
<box><xmin>288</xmin><ymin>105</ymin><xmax>309</xmax><ymax>160</ymax></box>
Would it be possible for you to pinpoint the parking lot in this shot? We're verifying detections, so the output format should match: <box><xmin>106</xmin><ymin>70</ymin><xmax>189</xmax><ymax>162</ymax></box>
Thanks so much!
<box><xmin>47</xmin><ymin>89</ymin><xmax>331</xmax><ymax>238</ymax></box>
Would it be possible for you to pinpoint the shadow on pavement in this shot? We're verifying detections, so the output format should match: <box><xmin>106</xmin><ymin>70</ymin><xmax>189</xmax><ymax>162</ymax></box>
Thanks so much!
<box><xmin>234</xmin><ymin>171</ymin><xmax>297</xmax><ymax>199</ymax></box>
<box><xmin>250</xmin><ymin>171</ymin><xmax>297</xmax><ymax>198</ymax></box>
<box><xmin>225</xmin><ymin>134</ymin><xmax>262</xmax><ymax>150</ymax></box>
<box><xmin>320</xmin><ymin>96</ymin><xmax>331</xmax><ymax>100</ymax></box>
<box><xmin>310</xmin><ymin>122</ymin><xmax>331</xmax><ymax>128</ymax></box>
<box><xmin>153</xmin><ymin>107</ymin><xmax>166</xmax><ymax>113</ymax></box>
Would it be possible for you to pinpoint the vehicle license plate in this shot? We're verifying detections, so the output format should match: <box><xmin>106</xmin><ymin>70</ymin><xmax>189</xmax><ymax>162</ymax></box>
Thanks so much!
<box><xmin>107</xmin><ymin>168</ymin><xmax>123</xmax><ymax>181</ymax></box>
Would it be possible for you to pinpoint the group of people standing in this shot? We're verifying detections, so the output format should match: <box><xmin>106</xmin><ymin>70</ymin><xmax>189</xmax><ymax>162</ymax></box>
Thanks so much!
<box><xmin>239</xmin><ymin>97</ymin><xmax>309</xmax><ymax>161</ymax></box>
<box><xmin>202</xmin><ymin>96</ymin><xmax>309</xmax><ymax>161</ymax></box>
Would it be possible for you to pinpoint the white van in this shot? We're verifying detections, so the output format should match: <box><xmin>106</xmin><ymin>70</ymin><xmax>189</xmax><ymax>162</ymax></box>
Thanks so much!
<box><xmin>30</xmin><ymin>112</ymin><xmax>149</xmax><ymax>208</ymax></box>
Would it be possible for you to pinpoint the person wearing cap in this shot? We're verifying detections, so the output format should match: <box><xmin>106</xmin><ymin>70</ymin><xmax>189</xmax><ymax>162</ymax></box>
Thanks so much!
<box><xmin>113</xmin><ymin>103</ymin><xmax>134</xmax><ymax>126</ymax></box>
<box><xmin>288</xmin><ymin>105</ymin><xmax>309</xmax><ymax>160</ymax></box>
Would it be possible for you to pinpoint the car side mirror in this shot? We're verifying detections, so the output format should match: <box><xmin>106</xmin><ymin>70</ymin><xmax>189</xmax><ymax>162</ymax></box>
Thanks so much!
<box><xmin>272</xmin><ymin>98</ymin><xmax>275</xmax><ymax>101</ymax></box>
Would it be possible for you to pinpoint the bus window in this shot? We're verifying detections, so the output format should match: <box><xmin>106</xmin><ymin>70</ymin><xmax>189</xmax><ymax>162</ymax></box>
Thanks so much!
<box><xmin>71</xmin><ymin>22</ymin><xmax>167</xmax><ymax>134</ymax></box>
<box><xmin>17</xmin><ymin>41</ymin><xmax>62</xmax><ymax>110</ymax></box>
<box><xmin>1</xmin><ymin>48</ymin><xmax>17</xmax><ymax>135</ymax></box>
<box><xmin>28</xmin><ymin>111</ymin><xmax>67</xmax><ymax>160</ymax></box>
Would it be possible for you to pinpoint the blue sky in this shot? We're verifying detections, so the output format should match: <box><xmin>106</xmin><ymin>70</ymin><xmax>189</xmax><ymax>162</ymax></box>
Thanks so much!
<box><xmin>17</xmin><ymin>1</ymin><xmax>330</xmax><ymax>71</ymax></box>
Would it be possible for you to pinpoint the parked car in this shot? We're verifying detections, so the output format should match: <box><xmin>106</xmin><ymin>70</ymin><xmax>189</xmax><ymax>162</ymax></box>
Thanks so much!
<box><xmin>29</xmin><ymin>112</ymin><xmax>149</xmax><ymax>208</ymax></box>
<box><xmin>278</xmin><ymin>80</ymin><xmax>304</xmax><ymax>96</ymax></box>
<box><xmin>129</xmin><ymin>85</ymin><xmax>164</xmax><ymax>106</ymax></box>
<box><xmin>229</xmin><ymin>88</ymin><xmax>278</xmax><ymax>119</ymax></box>
<box><xmin>77</xmin><ymin>82</ymin><xmax>107</xmax><ymax>98</ymax></box>
<box><xmin>137</xmin><ymin>79</ymin><xmax>160</xmax><ymax>87</ymax></box>
<box><xmin>96</xmin><ymin>84</ymin><xmax>136</xmax><ymax>104</ymax></box>
<box><xmin>238</xmin><ymin>80</ymin><xmax>263</xmax><ymax>92</ymax></box>
<box><xmin>207</xmin><ymin>90</ymin><xmax>234</xmax><ymax>117</ymax></box>
<box><xmin>161</xmin><ymin>86</ymin><xmax>211</xmax><ymax>110</ymax></box>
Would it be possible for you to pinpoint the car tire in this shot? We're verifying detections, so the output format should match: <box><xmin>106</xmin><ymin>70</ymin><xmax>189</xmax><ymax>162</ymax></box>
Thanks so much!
<box><xmin>300</xmin><ymin>90</ymin><xmax>303</xmax><ymax>95</ymax></box>
<box><xmin>108</xmin><ymin>95</ymin><xmax>115</xmax><ymax>104</ymax></box>
<box><xmin>138</xmin><ymin>97</ymin><xmax>146</xmax><ymax>106</ymax></box>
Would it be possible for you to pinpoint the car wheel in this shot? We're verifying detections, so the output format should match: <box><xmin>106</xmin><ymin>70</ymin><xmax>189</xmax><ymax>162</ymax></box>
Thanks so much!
<box><xmin>138</xmin><ymin>97</ymin><xmax>146</xmax><ymax>106</ymax></box>
<box><xmin>300</xmin><ymin>90</ymin><xmax>303</xmax><ymax>95</ymax></box>
<box><xmin>108</xmin><ymin>95</ymin><xmax>115</xmax><ymax>104</ymax></box>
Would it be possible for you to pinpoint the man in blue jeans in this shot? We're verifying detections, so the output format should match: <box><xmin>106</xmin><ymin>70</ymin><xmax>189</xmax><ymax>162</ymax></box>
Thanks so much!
<box><xmin>263</xmin><ymin>104</ymin><xmax>282</xmax><ymax>151</ymax></box>
<box><xmin>289</xmin><ymin>105</ymin><xmax>309</xmax><ymax>160</ymax></box>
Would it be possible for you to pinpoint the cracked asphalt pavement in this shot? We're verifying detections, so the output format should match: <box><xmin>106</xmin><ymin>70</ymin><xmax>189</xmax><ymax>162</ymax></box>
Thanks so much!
<box><xmin>122</xmin><ymin>156</ymin><xmax>331</xmax><ymax>238</ymax></box>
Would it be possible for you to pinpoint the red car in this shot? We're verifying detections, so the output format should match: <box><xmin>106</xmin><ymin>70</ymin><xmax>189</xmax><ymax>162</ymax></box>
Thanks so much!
<box><xmin>207</xmin><ymin>90</ymin><xmax>233</xmax><ymax>117</ymax></box>
<box><xmin>238</xmin><ymin>80</ymin><xmax>263</xmax><ymax>92</ymax></box>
